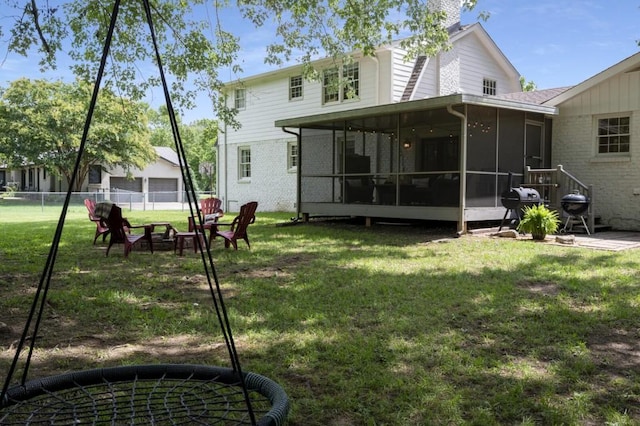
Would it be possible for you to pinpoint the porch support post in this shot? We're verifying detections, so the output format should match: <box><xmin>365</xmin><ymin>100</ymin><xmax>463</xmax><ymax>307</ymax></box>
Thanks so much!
<box><xmin>282</xmin><ymin>127</ymin><xmax>302</xmax><ymax>220</ymax></box>
<box><xmin>447</xmin><ymin>104</ymin><xmax>467</xmax><ymax>235</ymax></box>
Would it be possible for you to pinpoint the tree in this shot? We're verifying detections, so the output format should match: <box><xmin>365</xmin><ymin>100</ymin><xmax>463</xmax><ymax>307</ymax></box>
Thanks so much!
<box><xmin>520</xmin><ymin>76</ymin><xmax>537</xmax><ymax>92</ymax></box>
<box><xmin>0</xmin><ymin>78</ymin><xmax>156</xmax><ymax>190</ymax></box>
<box><xmin>0</xmin><ymin>0</ymin><xmax>479</xmax><ymax>127</ymax></box>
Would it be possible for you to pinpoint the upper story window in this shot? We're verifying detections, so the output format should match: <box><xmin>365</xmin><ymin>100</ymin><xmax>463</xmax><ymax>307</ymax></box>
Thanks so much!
<box><xmin>239</xmin><ymin>147</ymin><xmax>251</xmax><ymax>179</ymax></box>
<box><xmin>342</xmin><ymin>63</ymin><xmax>359</xmax><ymax>100</ymax></box>
<box><xmin>483</xmin><ymin>78</ymin><xmax>497</xmax><ymax>96</ymax></box>
<box><xmin>234</xmin><ymin>88</ymin><xmax>246</xmax><ymax>110</ymax></box>
<box><xmin>323</xmin><ymin>62</ymin><xmax>360</xmax><ymax>104</ymax></box>
<box><xmin>598</xmin><ymin>116</ymin><xmax>630</xmax><ymax>154</ymax></box>
<box><xmin>289</xmin><ymin>76</ymin><xmax>303</xmax><ymax>100</ymax></box>
<box><xmin>288</xmin><ymin>142</ymin><xmax>298</xmax><ymax>170</ymax></box>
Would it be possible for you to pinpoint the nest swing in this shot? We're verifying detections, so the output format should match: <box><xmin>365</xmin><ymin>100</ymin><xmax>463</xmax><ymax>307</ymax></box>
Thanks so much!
<box><xmin>0</xmin><ymin>1</ymin><xmax>289</xmax><ymax>424</ymax></box>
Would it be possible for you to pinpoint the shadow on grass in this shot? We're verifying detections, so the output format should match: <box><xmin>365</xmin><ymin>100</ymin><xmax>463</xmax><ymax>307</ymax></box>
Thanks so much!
<box><xmin>0</xmin><ymin>215</ymin><xmax>638</xmax><ymax>425</ymax></box>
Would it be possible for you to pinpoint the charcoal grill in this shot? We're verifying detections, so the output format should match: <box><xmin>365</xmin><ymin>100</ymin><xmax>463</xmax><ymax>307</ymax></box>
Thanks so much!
<box><xmin>498</xmin><ymin>185</ymin><xmax>541</xmax><ymax>231</ymax></box>
<box><xmin>560</xmin><ymin>191</ymin><xmax>591</xmax><ymax>235</ymax></box>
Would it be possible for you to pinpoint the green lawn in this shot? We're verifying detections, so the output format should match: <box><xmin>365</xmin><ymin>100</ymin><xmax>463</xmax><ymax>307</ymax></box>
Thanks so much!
<box><xmin>0</xmin><ymin>202</ymin><xmax>638</xmax><ymax>425</ymax></box>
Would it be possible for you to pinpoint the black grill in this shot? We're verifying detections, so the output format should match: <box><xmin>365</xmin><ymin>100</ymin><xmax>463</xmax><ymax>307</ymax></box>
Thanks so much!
<box><xmin>501</xmin><ymin>187</ymin><xmax>541</xmax><ymax>210</ymax></box>
<box><xmin>498</xmin><ymin>173</ymin><xmax>542</xmax><ymax>231</ymax></box>
<box><xmin>560</xmin><ymin>192</ymin><xmax>590</xmax><ymax>216</ymax></box>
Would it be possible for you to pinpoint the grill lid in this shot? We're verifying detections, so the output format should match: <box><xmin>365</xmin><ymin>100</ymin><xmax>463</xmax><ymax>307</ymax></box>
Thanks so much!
<box><xmin>561</xmin><ymin>192</ymin><xmax>590</xmax><ymax>215</ymax></box>
<box><xmin>501</xmin><ymin>187</ymin><xmax>541</xmax><ymax>209</ymax></box>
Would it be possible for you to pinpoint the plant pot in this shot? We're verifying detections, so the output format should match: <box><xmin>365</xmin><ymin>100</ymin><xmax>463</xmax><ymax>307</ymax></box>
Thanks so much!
<box><xmin>532</xmin><ymin>232</ymin><xmax>546</xmax><ymax>241</ymax></box>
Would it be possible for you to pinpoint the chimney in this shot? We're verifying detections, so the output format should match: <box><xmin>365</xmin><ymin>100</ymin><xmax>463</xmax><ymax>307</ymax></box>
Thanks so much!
<box><xmin>428</xmin><ymin>0</ymin><xmax>461</xmax><ymax>29</ymax></box>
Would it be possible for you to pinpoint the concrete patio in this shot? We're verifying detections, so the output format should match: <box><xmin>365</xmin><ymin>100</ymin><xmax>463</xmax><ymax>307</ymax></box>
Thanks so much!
<box><xmin>471</xmin><ymin>228</ymin><xmax>640</xmax><ymax>251</ymax></box>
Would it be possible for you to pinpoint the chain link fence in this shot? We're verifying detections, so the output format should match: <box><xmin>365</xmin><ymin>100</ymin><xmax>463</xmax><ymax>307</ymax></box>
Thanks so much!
<box><xmin>0</xmin><ymin>190</ymin><xmax>216</xmax><ymax>211</ymax></box>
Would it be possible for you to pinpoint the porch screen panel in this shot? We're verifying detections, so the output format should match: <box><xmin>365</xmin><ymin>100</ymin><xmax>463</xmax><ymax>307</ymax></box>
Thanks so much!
<box><xmin>301</xmin><ymin>129</ymin><xmax>335</xmax><ymax>175</ymax></box>
<box><xmin>498</xmin><ymin>109</ymin><xmax>525</xmax><ymax>174</ymax></box>
<box><xmin>301</xmin><ymin>176</ymin><xmax>336</xmax><ymax>203</ymax></box>
<box><xmin>466</xmin><ymin>105</ymin><xmax>497</xmax><ymax>172</ymax></box>
<box><xmin>300</xmin><ymin>128</ymin><xmax>336</xmax><ymax>203</ymax></box>
<box><xmin>466</xmin><ymin>173</ymin><xmax>496</xmax><ymax>207</ymax></box>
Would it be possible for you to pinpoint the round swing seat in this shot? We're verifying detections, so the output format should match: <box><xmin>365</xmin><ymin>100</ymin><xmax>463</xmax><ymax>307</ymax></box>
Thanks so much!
<box><xmin>0</xmin><ymin>364</ymin><xmax>289</xmax><ymax>425</ymax></box>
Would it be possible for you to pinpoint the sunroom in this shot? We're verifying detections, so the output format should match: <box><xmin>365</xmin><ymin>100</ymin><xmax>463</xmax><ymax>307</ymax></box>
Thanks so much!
<box><xmin>276</xmin><ymin>93</ymin><xmax>557</xmax><ymax>233</ymax></box>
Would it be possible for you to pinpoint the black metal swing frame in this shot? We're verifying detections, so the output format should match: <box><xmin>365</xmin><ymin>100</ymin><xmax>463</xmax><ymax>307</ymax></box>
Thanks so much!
<box><xmin>0</xmin><ymin>1</ymin><xmax>288</xmax><ymax>424</ymax></box>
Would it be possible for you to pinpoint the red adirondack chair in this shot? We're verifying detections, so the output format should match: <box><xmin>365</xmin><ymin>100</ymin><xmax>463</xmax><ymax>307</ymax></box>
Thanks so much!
<box><xmin>215</xmin><ymin>201</ymin><xmax>258</xmax><ymax>250</ymax></box>
<box><xmin>188</xmin><ymin>197</ymin><xmax>224</xmax><ymax>248</ymax></box>
<box><xmin>84</xmin><ymin>199</ymin><xmax>110</xmax><ymax>244</ymax></box>
<box><xmin>103</xmin><ymin>204</ymin><xmax>153</xmax><ymax>258</ymax></box>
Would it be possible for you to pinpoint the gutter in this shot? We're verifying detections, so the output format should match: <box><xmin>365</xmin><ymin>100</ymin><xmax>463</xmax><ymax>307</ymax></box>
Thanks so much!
<box><xmin>281</xmin><ymin>127</ymin><xmax>302</xmax><ymax>220</ymax></box>
<box><xmin>447</xmin><ymin>104</ymin><xmax>467</xmax><ymax>236</ymax></box>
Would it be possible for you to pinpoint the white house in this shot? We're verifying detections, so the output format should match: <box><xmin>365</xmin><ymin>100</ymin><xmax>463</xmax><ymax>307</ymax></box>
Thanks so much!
<box><xmin>217</xmin><ymin>0</ymin><xmax>522</xmax><ymax>214</ymax></box>
<box><xmin>2</xmin><ymin>146</ymin><xmax>183</xmax><ymax>202</ymax></box>
<box><xmin>544</xmin><ymin>52</ymin><xmax>640</xmax><ymax>230</ymax></box>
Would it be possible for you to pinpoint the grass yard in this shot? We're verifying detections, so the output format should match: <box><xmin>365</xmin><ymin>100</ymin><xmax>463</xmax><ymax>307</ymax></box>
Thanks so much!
<box><xmin>0</xmin><ymin>201</ymin><xmax>639</xmax><ymax>425</ymax></box>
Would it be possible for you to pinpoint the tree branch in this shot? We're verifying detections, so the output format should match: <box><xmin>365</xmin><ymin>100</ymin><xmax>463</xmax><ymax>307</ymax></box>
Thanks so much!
<box><xmin>29</xmin><ymin>0</ymin><xmax>51</xmax><ymax>54</ymax></box>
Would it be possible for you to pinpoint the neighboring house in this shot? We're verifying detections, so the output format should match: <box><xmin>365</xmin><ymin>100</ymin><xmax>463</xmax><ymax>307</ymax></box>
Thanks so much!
<box><xmin>2</xmin><ymin>146</ymin><xmax>183</xmax><ymax>202</ymax></box>
<box><xmin>105</xmin><ymin>146</ymin><xmax>183</xmax><ymax>202</ymax></box>
<box><xmin>217</xmin><ymin>0</ymin><xmax>522</xmax><ymax>214</ymax></box>
<box><xmin>544</xmin><ymin>52</ymin><xmax>640</xmax><ymax>231</ymax></box>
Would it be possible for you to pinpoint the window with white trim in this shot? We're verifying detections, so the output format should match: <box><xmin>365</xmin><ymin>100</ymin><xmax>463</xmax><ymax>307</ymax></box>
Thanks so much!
<box><xmin>289</xmin><ymin>76</ymin><xmax>303</xmax><ymax>100</ymax></box>
<box><xmin>234</xmin><ymin>88</ymin><xmax>246</xmax><ymax>110</ymax></box>
<box><xmin>598</xmin><ymin>116</ymin><xmax>630</xmax><ymax>154</ymax></box>
<box><xmin>288</xmin><ymin>142</ymin><xmax>298</xmax><ymax>170</ymax></box>
<box><xmin>239</xmin><ymin>147</ymin><xmax>251</xmax><ymax>179</ymax></box>
<box><xmin>342</xmin><ymin>62</ymin><xmax>359</xmax><ymax>100</ymax></box>
<box><xmin>322</xmin><ymin>62</ymin><xmax>360</xmax><ymax>104</ymax></box>
<box><xmin>483</xmin><ymin>78</ymin><xmax>497</xmax><ymax>96</ymax></box>
<box><xmin>323</xmin><ymin>68</ymin><xmax>340</xmax><ymax>104</ymax></box>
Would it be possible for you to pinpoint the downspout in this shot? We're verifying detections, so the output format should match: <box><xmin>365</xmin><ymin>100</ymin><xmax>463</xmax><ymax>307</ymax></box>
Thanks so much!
<box><xmin>221</xmin><ymin>121</ymin><xmax>228</xmax><ymax>211</ymax></box>
<box><xmin>447</xmin><ymin>104</ymin><xmax>467</xmax><ymax>235</ymax></box>
<box><xmin>282</xmin><ymin>127</ymin><xmax>301</xmax><ymax>220</ymax></box>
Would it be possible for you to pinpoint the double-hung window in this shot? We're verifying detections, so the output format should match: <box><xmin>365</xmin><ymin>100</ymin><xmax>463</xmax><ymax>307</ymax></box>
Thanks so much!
<box><xmin>323</xmin><ymin>62</ymin><xmax>360</xmax><ymax>104</ymax></box>
<box><xmin>289</xmin><ymin>76</ymin><xmax>303</xmax><ymax>100</ymax></box>
<box><xmin>239</xmin><ymin>147</ymin><xmax>251</xmax><ymax>179</ymax></box>
<box><xmin>288</xmin><ymin>142</ymin><xmax>298</xmax><ymax>170</ymax></box>
<box><xmin>597</xmin><ymin>116</ymin><xmax>630</xmax><ymax>154</ymax></box>
<box><xmin>235</xmin><ymin>88</ymin><xmax>246</xmax><ymax>110</ymax></box>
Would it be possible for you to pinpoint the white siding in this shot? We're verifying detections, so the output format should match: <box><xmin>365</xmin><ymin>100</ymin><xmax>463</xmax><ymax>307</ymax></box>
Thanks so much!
<box><xmin>458</xmin><ymin>33</ymin><xmax>521</xmax><ymax>96</ymax></box>
<box><xmin>219</xmin><ymin>55</ymin><xmax>391</xmax><ymax>212</ymax></box>
<box><xmin>391</xmin><ymin>46</ymin><xmax>414</xmax><ymax>102</ymax></box>
<box><xmin>552</xmin><ymin>70</ymin><xmax>640</xmax><ymax>230</ymax></box>
<box><xmin>413</xmin><ymin>57</ymin><xmax>438</xmax><ymax>99</ymax></box>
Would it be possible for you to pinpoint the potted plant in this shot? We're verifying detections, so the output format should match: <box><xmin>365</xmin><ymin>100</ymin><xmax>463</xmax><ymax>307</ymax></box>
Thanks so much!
<box><xmin>517</xmin><ymin>204</ymin><xmax>560</xmax><ymax>240</ymax></box>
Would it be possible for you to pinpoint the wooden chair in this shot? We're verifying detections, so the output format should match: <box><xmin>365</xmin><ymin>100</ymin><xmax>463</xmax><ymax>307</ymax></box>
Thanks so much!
<box><xmin>188</xmin><ymin>197</ymin><xmax>224</xmax><ymax>248</ymax></box>
<box><xmin>84</xmin><ymin>199</ymin><xmax>110</xmax><ymax>244</ymax></box>
<box><xmin>103</xmin><ymin>204</ymin><xmax>153</xmax><ymax>258</ymax></box>
<box><xmin>215</xmin><ymin>201</ymin><xmax>258</xmax><ymax>250</ymax></box>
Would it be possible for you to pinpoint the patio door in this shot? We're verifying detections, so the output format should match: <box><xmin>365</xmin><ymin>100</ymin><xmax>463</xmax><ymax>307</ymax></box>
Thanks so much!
<box><xmin>525</xmin><ymin>122</ymin><xmax>543</xmax><ymax>169</ymax></box>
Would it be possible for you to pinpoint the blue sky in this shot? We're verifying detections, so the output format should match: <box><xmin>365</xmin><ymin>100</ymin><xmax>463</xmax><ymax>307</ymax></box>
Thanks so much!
<box><xmin>1</xmin><ymin>1</ymin><xmax>639</xmax><ymax>123</ymax></box>
<box><xmin>466</xmin><ymin>1</ymin><xmax>639</xmax><ymax>89</ymax></box>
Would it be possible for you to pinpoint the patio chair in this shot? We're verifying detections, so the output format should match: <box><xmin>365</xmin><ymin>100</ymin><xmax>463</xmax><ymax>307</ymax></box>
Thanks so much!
<box><xmin>215</xmin><ymin>201</ymin><xmax>258</xmax><ymax>250</ymax></box>
<box><xmin>84</xmin><ymin>199</ymin><xmax>110</xmax><ymax>244</ymax></box>
<box><xmin>188</xmin><ymin>197</ymin><xmax>224</xmax><ymax>248</ymax></box>
<box><xmin>104</xmin><ymin>204</ymin><xmax>153</xmax><ymax>258</ymax></box>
